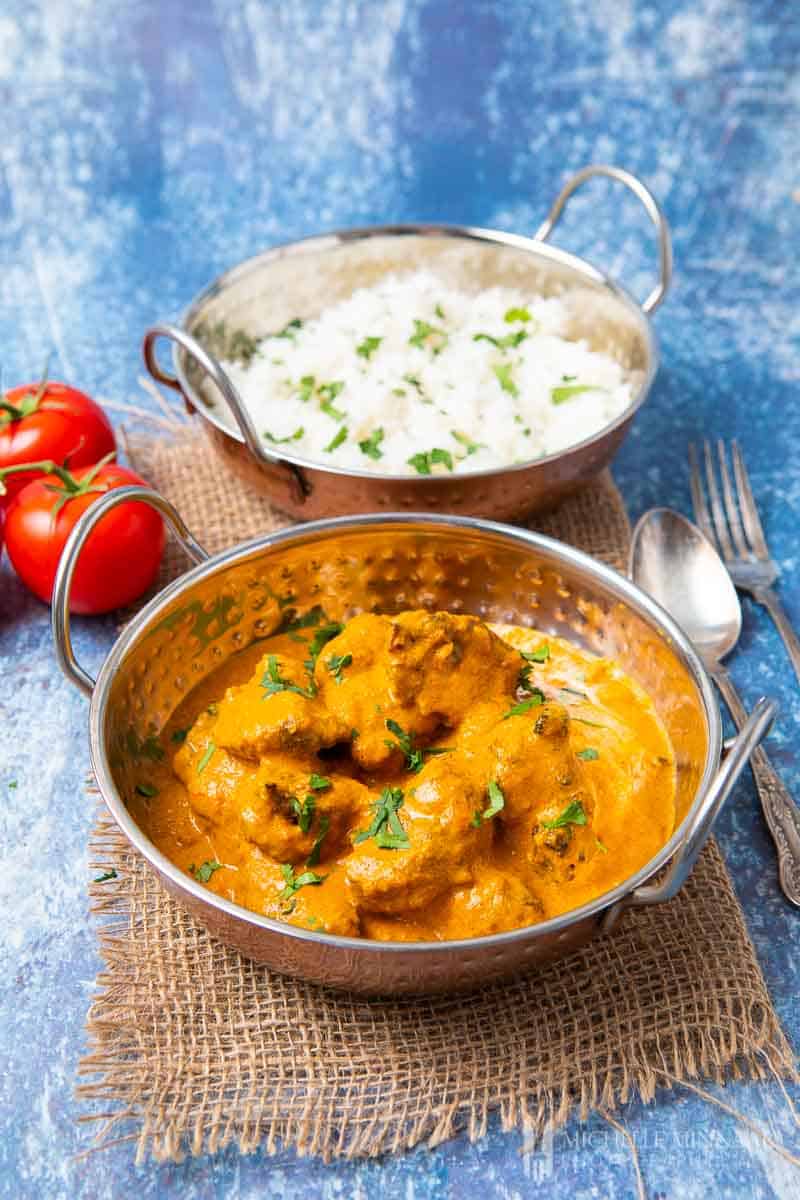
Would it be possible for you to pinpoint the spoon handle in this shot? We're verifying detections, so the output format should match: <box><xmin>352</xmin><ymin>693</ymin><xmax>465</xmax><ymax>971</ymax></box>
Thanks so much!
<box><xmin>712</xmin><ymin>666</ymin><xmax>800</xmax><ymax>907</ymax></box>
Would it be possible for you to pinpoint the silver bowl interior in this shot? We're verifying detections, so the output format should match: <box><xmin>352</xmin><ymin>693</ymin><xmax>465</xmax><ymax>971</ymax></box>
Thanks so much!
<box><xmin>175</xmin><ymin>229</ymin><xmax>656</xmax><ymax>478</ymax></box>
<box><xmin>92</xmin><ymin>517</ymin><xmax>717</xmax><ymax>992</ymax></box>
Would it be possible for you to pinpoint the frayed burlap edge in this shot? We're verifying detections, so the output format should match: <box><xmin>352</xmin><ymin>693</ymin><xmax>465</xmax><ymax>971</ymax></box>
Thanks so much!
<box><xmin>78</xmin><ymin>805</ymin><xmax>798</xmax><ymax>1166</ymax></box>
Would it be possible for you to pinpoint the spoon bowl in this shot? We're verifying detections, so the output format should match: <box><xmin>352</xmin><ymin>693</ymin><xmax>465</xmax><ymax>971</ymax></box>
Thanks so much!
<box><xmin>631</xmin><ymin>505</ymin><xmax>800</xmax><ymax>907</ymax></box>
<box><xmin>630</xmin><ymin>507</ymin><xmax>741</xmax><ymax>666</ymax></box>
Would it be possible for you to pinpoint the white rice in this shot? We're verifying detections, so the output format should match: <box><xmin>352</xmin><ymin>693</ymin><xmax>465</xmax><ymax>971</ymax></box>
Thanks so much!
<box><xmin>219</xmin><ymin>271</ymin><xmax>636</xmax><ymax>475</ymax></box>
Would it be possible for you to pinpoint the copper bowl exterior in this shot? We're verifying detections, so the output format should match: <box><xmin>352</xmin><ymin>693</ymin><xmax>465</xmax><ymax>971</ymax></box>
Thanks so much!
<box><xmin>143</xmin><ymin>165</ymin><xmax>673</xmax><ymax>522</ymax></box>
<box><xmin>52</xmin><ymin>501</ymin><xmax>774</xmax><ymax>996</ymax></box>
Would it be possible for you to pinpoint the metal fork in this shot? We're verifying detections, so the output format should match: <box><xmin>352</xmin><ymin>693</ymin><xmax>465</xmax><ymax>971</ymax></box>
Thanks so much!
<box><xmin>689</xmin><ymin>439</ymin><xmax>800</xmax><ymax>686</ymax></box>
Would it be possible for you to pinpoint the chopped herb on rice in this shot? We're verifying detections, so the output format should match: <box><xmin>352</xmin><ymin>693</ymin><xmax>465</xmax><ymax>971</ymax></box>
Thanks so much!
<box><xmin>217</xmin><ymin>272</ymin><xmax>635</xmax><ymax>475</ymax></box>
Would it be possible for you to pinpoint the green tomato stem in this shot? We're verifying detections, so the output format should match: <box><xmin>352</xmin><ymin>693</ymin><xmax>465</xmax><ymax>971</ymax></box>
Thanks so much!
<box><xmin>0</xmin><ymin>449</ymin><xmax>115</xmax><ymax>498</ymax></box>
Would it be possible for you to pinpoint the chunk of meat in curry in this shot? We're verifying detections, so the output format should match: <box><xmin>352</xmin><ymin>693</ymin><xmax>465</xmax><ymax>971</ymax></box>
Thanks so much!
<box><xmin>131</xmin><ymin>610</ymin><xmax>676</xmax><ymax>941</ymax></box>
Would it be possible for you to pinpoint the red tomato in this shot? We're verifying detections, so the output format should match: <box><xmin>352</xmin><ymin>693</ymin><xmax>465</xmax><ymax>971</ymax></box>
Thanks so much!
<box><xmin>0</xmin><ymin>380</ymin><xmax>116</xmax><ymax>502</ymax></box>
<box><xmin>4</xmin><ymin>460</ymin><xmax>164</xmax><ymax>614</ymax></box>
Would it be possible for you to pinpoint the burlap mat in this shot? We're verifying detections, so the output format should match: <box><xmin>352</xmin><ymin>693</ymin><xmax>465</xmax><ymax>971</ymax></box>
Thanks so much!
<box><xmin>78</xmin><ymin>429</ymin><xmax>796</xmax><ymax>1165</ymax></box>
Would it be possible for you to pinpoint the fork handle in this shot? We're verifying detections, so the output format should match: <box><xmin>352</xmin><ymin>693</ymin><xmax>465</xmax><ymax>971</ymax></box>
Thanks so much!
<box><xmin>753</xmin><ymin>586</ymin><xmax>800</xmax><ymax>688</ymax></box>
<box><xmin>711</xmin><ymin>665</ymin><xmax>800</xmax><ymax>907</ymax></box>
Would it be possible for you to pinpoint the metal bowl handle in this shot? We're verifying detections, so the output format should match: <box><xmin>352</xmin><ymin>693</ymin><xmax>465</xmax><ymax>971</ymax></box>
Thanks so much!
<box><xmin>534</xmin><ymin>164</ymin><xmax>673</xmax><ymax>315</ymax></box>
<box><xmin>142</xmin><ymin>323</ymin><xmax>310</xmax><ymax>505</ymax></box>
<box><xmin>601</xmin><ymin>694</ymin><xmax>777</xmax><ymax>931</ymax></box>
<box><xmin>52</xmin><ymin>485</ymin><xmax>209</xmax><ymax>698</ymax></box>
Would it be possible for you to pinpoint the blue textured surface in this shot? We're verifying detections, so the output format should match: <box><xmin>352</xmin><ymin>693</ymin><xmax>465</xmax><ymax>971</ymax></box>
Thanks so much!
<box><xmin>1</xmin><ymin>2</ymin><xmax>799</xmax><ymax>1196</ymax></box>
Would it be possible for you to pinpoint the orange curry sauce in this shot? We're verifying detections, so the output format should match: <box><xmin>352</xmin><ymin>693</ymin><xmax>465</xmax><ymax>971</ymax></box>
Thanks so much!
<box><xmin>131</xmin><ymin>610</ymin><xmax>676</xmax><ymax>941</ymax></box>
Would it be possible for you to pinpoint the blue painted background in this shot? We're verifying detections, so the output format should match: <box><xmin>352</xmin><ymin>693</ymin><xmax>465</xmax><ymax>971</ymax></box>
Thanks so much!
<box><xmin>1</xmin><ymin>2</ymin><xmax>799</xmax><ymax>1196</ymax></box>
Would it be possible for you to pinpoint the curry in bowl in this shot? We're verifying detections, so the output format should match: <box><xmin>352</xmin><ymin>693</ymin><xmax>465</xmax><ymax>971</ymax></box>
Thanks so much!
<box><xmin>131</xmin><ymin>607</ymin><xmax>676</xmax><ymax>941</ymax></box>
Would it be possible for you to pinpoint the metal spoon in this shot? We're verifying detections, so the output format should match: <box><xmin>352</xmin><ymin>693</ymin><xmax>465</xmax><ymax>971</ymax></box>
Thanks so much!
<box><xmin>631</xmin><ymin>507</ymin><xmax>800</xmax><ymax>906</ymax></box>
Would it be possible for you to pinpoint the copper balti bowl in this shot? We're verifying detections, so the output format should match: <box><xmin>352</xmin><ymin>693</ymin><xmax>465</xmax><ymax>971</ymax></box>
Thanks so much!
<box><xmin>142</xmin><ymin>165</ymin><xmax>673</xmax><ymax>522</ymax></box>
<box><xmin>52</xmin><ymin>498</ymin><xmax>773</xmax><ymax>996</ymax></box>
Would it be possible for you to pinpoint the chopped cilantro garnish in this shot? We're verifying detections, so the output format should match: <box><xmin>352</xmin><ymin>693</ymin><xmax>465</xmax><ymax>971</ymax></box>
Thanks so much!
<box><xmin>473</xmin><ymin>330</ymin><xmax>528</xmax><ymax>350</ymax></box>
<box><xmin>435</xmin><ymin>302</ymin><xmax>446</xmax><ymax>319</ymax></box>
<box><xmin>519</xmin><ymin>647</ymin><xmax>550</xmax><ymax>688</ymax></box>
<box><xmin>518</xmin><ymin>665</ymin><xmax>533</xmax><ymax>691</ymax></box>
<box><xmin>576</xmin><ymin>748</ymin><xmax>599</xmax><ymax>761</ymax></box>
<box><xmin>503</xmin><ymin>690</ymin><xmax>545</xmax><ymax>719</ymax></box>
<box><xmin>192</xmin><ymin>860</ymin><xmax>222</xmax><ymax>883</ymax></box>
<box><xmin>504</xmin><ymin>306</ymin><xmax>531</xmax><ymax>323</ymax></box>
<box><xmin>402</xmin><ymin>373</ymin><xmax>431</xmax><ymax>403</ymax></box>
<box><xmin>358</xmin><ymin>428</ymin><xmax>385</xmax><ymax>460</ymax></box>
<box><xmin>354</xmin><ymin>786</ymin><xmax>409</xmax><ymax>850</ymax></box>
<box><xmin>276</xmin><ymin>605</ymin><xmax>328</xmax><ymax>640</ymax></box>
<box><xmin>409</xmin><ymin>318</ymin><xmax>448</xmax><ymax>354</ymax></box>
<box><xmin>196</xmin><ymin>742</ymin><xmax>215</xmax><ymax>773</ymax></box>
<box><xmin>279</xmin><ymin>863</ymin><xmax>325</xmax><ymax>909</ymax></box>
<box><xmin>473</xmin><ymin>780</ymin><xmax>505</xmax><ymax>827</ymax></box>
<box><xmin>429</xmin><ymin>449</ymin><xmax>454</xmax><ymax>471</ymax></box>
<box><xmin>451</xmin><ymin>430</ymin><xmax>485</xmax><ymax>456</ymax></box>
<box><xmin>8</xmin><ymin>780</ymin><xmax>17</xmax><ymax>790</ymax></box>
<box><xmin>274</xmin><ymin>318</ymin><xmax>303</xmax><ymax>340</ymax></box>
<box><xmin>326</xmin><ymin>653</ymin><xmax>352</xmax><ymax>684</ymax></box>
<box><xmin>318</xmin><ymin>381</ymin><xmax>346</xmax><ymax>420</ymax></box>
<box><xmin>290</xmin><ymin>794</ymin><xmax>316</xmax><ymax>833</ymax></box>
<box><xmin>493</xmin><ymin>363</ymin><xmax>519</xmax><ymax>397</ymax></box>
<box><xmin>384</xmin><ymin>719</ymin><xmax>421</xmax><ymax>769</ymax></box>
<box><xmin>135</xmin><ymin>782</ymin><xmax>158</xmax><ymax>798</ymax></box>
<box><xmin>383</xmin><ymin>719</ymin><xmax>451</xmax><ymax>773</ymax></box>
<box><xmin>261</xmin><ymin>655</ymin><xmax>316</xmax><ymax>700</ymax></box>
<box><xmin>374</xmin><ymin>826</ymin><xmax>411</xmax><ymax>850</ymax></box>
<box><xmin>406</xmin><ymin>448</ymin><xmax>454</xmax><ymax>475</ymax></box>
<box><xmin>93</xmin><ymin>869</ymin><xmax>117</xmax><ymax>883</ymax></box>
<box><xmin>551</xmin><ymin>384</ymin><xmax>599</xmax><ymax>405</ymax></box>
<box><xmin>320</xmin><ymin>399</ymin><xmax>346</xmax><ymax>420</ymax></box>
<box><xmin>298</xmin><ymin>375</ymin><xmax>316</xmax><ymax>403</ymax></box>
<box><xmin>309</xmin><ymin>773</ymin><xmax>331</xmax><ymax>791</ymax></box>
<box><xmin>356</xmin><ymin>336</ymin><xmax>383</xmax><ymax>360</ymax></box>
<box><xmin>485</xmin><ymin>780</ymin><xmax>505</xmax><ymax>818</ymax></box>
<box><xmin>324</xmin><ymin>425</ymin><xmax>348</xmax><ymax>453</ymax></box>
<box><xmin>594</xmin><ymin>836</ymin><xmax>609</xmax><ymax>854</ymax></box>
<box><xmin>305</xmin><ymin>622</ymin><xmax>344</xmax><ymax>665</ymax></box>
<box><xmin>407</xmin><ymin>451</ymin><xmax>432</xmax><ymax>475</ymax></box>
<box><xmin>264</xmin><ymin>426</ymin><xmax>304</xmax><ymax>444</ymax></box>
<box><xmin>306</xmin><ymin>814</ymin><xmax>330</xmax><ymax>867</ymax></box>
<box><xmin>541</xmin><ymin>800</ymin><xmax>587</xmax><ymax>830</ymax></box>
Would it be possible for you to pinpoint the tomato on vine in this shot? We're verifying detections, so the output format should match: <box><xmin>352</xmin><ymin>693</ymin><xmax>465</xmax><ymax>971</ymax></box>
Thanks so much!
<box><xmin>0</xmin><ymin>373</ymin><xmax>116</xmax><ymax>503</ymax></box>
<box><xmin>1</xmin><ymin>455</ymin><xmax>164</xmax><ymax>613</ymax></box>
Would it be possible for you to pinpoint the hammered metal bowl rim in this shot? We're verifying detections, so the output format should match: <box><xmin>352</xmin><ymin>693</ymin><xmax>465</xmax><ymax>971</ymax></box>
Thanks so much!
<box><xmin>90</xmin><ymin>512</ymin><xmax>720</xmax><ymax>956</ymax></box>
<box><xmin>171</xmin><ymin>222</ymin><xmax>659</xmax><ymax>482</ymax></box>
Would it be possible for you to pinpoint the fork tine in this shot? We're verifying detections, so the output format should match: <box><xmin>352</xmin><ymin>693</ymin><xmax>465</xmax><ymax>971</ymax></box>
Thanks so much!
<box><xmin>732</xmin><ymin>440</ymin><xmax>771</xmax><ymax>560</ymax></box>
<box><xmin>703</xmin><ymin>439</ymin><xmax>736</xmax><ymax>561</ymax></box>
<box><xmin>717</xmin><ymin>439</ymin><xmax>751</xmax><ymax>559</ymax></box>
<box><xmin>688</xmin><ymin>442</ymin><xmax>718</xmax><ymax>548</ymax></box>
